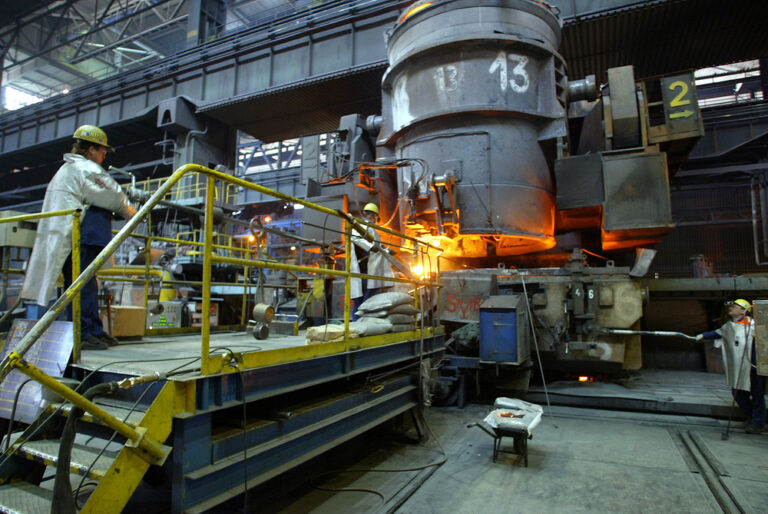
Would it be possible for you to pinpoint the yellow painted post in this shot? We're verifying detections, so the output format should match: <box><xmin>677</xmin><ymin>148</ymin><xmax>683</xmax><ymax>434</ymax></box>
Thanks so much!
<box><xmin>71</xmin><ymin>211</ymin><xmax>81</xmax><ymax>363</ymax></box>
<box><xmin>201</xmin><ymin>175</ymin><xmax>215</xmax><ymax>374</ymax></box>
<box><xmin>10</xmin><ymin>355</ymin><xmax>168</xmax><ymax>463</ymax></box>
<box><xmin>144</xmin><ymin>216</ymin><xmax>152</xmax><ymax>324</ymax></box>
<box><xmin>436</xmin><ymin>250</ymin><xmax>441</xmax><ymax>326</ymax></box>
<box><xmin>344</xmin><ymin>222</ymin><xmax>351</xmax><ymax>352</ymax></box>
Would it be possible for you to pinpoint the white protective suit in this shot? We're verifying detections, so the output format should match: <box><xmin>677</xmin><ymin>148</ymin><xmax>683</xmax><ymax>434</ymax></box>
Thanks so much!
<box><xmin>349</xmin><ymin>223</ymin><xmax>393</xmax><ymax>299</ymax></box>
<box><xmin>712</xmin><ymin>318</ymin><xmax>758</xmax><ymax>392</ymax></box>
<box><xmin>20</xmin><ymin>153</ymin><xmax>132</xmax><ymax>307</ymax></box>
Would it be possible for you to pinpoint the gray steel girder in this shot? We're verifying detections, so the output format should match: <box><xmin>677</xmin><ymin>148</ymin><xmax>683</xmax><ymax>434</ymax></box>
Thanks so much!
<box><xmin>0</xmin><ymin>0</ymin><xmax>408</xmax><ymax>159</ymax></box>
<box><xmin>0</xmin><ymin>1</ymin><xmax>691</xmax><ymax>162</ymax></box>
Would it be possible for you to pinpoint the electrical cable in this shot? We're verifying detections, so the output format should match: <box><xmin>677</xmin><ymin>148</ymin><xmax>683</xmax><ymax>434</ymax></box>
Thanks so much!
<box><xmin>3</xmin><ymin>379</ymin><xmax>33</xmax><ymax>452</ymax></box>
<box><xmin>0</xmin><ymin>298</ymin><xmax>23</xmax><ymax>332</ymax></box>
<box><xmin>54</xmin><ymin>382</ymin><xmax>115</xmax><ymax>514</ymax></box>
<box><xmin>520</xmin><ymin>275</ymin><xmax>555</xmax><ymax>423</ymax></box>
<box><xmin>73</xmin><ymin>380</ymin><xmax>159</xmax><ymax>508</ymax></box>
<box><xmin>308</xmin><ymin>406</ymin><xmax>448</xmax><ymax>507</ymax></box>
<box><xmin>308</xmin><ymin>253</ymin><xmax>445</xmax><ymax>506</ymax></box>
<box><xmin>73</xmin><ymin>347</ymin><xmax>235</xmax><ymax>507</ymax></box>
<box><xmin>0</xmin><ymin>353</ymin><xmax>212</xmax><ymax>473</ymax></box>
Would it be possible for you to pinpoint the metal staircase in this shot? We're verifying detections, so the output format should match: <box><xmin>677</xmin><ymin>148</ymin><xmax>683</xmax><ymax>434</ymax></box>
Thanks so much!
<box><xmin>0</xmin><ymin>382</ymin><xmax>176</xmax><ymax>513</ymax></box>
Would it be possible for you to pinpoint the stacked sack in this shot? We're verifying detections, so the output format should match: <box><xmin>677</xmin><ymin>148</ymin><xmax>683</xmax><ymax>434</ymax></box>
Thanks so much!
<box><xmin>354</xmin><ymin>292</ymin><xmax>419</xmax><ymax>333</ymax></box>
<box><xmin>306</xmin><ymin>324</ymin><xmax>360</xmax><ymax>344</ymax></box>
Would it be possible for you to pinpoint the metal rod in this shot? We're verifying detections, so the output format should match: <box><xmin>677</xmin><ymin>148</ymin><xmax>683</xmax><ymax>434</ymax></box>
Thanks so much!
<box><xmin>204</xmin><ymin>168</ymin><xmax>428</xmax><ymax>245</ymax></box>
<box><xmin>10</xmin><ymin>356</ymin><xmax>167</xmax><ymax>463</ymax></box>
<box><xmin>157</xmin><ymin>199</ymin><xmax>327</xmax><ymax>248</ymax></box>
<box><xmin>96</xmin><ymin>275</ymin><xmax>284</xmax><ymax>289</ymax></box>
<box><xmin>72</xmin><ymin>211</ymin><xmax>81</xmax><ymax>363</ymax></box>
<box><xmin>599</xmin><ymin>328</ymin><xmax>698</xmax><ymax>340</ymax></box>
<box><xmin>201</xmin><ymin>175</ymin><xmax>215</xmax><ymax>375</ymax></box>
<box><xmin>210</xmin><ymin>254</ymin><xmax>424</xmax><ymax>285</ymax></box>
<box><xmin>0</xmin><ymin>210</ymin><xmax>79</xmax><ymax>224</ymax></box>
<box><xmin>344</xmin><ymin>223</ymin><xmax>351</xmax><ymax>350</ymax></box>
<box><xmin>144</xmin><ymin>215</ymin><xmax>152</xmax><ymax>322</ymax></box>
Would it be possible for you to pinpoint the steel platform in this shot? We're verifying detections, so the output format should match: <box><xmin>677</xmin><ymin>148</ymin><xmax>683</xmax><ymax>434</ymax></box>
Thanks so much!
<box><xmin>58</xmin><ymin>327</ymin><xmax>446</xmax><ymax>513</ymax></box>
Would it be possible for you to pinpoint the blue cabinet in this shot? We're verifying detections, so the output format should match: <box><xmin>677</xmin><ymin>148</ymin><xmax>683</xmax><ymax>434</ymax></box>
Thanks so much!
<box><xmin>479</xmin><ymin>295</ymin><xmax>529</xmax><ymax>365</ymax></box>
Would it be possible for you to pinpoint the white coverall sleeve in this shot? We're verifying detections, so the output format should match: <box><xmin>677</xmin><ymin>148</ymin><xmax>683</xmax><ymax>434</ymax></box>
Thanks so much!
<box><xmin>79</xmin><ymin>161</ymin><xmax>132</xmax><ymax>218</ymax></box>
<box><xmin>351</xmin><ymin>225</ymin><xmax>375</xmax><ymax>252</ymax></box>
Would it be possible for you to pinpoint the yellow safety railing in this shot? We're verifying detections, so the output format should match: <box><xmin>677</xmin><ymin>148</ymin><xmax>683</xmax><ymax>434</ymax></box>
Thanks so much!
<box><xmin>133</xmin><ymin>174</ymin><xmax>236</xmax><ymax>205</ymax></box>
<box><xmin>0</xmin><ymin>209</ymin><xmax>83</xmax><ymax>361</ymax></box>
<box><xmin>99</xmin><ymin>229</ymin><xmax>288</xmax><ymax>329</ymax></box>
<box><xmin>0</xmin><ymin>164</ymin><xmax>441</xmax><ymax>465</ymax></box>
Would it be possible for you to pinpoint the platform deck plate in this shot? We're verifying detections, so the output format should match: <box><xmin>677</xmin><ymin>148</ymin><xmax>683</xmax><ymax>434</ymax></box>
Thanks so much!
<box><xmin>71</xmin><ymin>331</ymin><xmax>312</xmax><ymax>375</ymax></box>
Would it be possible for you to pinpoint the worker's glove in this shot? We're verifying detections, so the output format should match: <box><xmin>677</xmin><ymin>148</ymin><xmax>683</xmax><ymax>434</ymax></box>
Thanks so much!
<box><xmin>695</xmin><ymin>334</ymin><xmax>704</xmax><ymax>341</ymax></box>
<box><xmin>126</xmin><ymin>187</ymin><xmax>152</xmax><ymax>204</ymax></box>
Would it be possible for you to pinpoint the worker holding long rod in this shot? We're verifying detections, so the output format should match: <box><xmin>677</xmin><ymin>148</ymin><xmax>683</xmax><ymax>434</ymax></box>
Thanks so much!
<box><xmin>696</xmin><ymin>299</ymin><xmax>767</xmax><ymax>434</ymax></box>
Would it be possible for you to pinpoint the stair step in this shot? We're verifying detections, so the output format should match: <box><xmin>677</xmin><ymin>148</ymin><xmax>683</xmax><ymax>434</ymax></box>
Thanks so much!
<box><xmin>12</xmin><ymin>440</ymin><xmax>118</xmax><ymax>480</ymax></box>
<box><xmin>48</xmin><ymin>401</ymin><xmax>145</xmax><ymax>427</ymax></box>
<box><xmin>0</xmin><ymin>482</ymin><xmax>53</xmax><ymax>513</ymax></box>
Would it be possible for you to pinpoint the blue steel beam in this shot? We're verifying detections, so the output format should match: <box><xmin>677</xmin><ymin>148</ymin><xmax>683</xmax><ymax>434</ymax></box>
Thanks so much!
<box><xmin>175</xmin><ymin>375</ymin><xmax>418</xmax><ymax>513</ymax></box>
<box><xmin>192</xmin><ymin>333</ymin><xmax>444</xmax><ymax>411</ymax></box>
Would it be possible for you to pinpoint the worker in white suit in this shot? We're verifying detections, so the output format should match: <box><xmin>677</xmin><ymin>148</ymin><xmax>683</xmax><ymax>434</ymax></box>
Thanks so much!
<box><xmin>20</xmin><ymin>125</ymin><xmax>143</xmax><ymax>349</ymax></box>
<box><xmin>697</xmin><ymin>299</ymin><xmax>767</xmax><ymax>433</ymax></box>
<box><xmin>349</xmin><ymin>203</ymin><xmax>393</xmax><ymax>320</ymax></box>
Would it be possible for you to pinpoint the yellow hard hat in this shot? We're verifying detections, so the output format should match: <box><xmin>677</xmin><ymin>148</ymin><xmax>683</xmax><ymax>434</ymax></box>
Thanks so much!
<box><xmin>73</xmin><ymin>124</ymin><xmax>114</xmax><ymax>152</ymax></box>
<box><xmin>732</xmin><ymin>299</ymin><xmax>751</xmax><ymax>310</ymax></box>
<box><xmin>363</xmin><ymin>203</ymin><xmax>379</xmax><ymax>215</ymax></box>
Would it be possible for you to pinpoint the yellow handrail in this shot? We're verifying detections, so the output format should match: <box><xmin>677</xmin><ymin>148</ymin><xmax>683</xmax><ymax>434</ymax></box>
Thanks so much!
<box><xmin>0</xmin><ymin>208</ymin><xmax>82</xmax><ymax>359</ymax></box>
<box><xmin>0</xmin><ymin>163</ymin><xmax>441</xmax><ymax>460</ymax></box>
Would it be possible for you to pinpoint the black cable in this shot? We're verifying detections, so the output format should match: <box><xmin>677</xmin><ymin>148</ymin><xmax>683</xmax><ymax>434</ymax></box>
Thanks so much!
<box><xmin>0</xmin><ymin>354</ymin><xmax>210</xmax><ymax>472</ymax></box>
<box><xmin>53</xmin><ymin>382</ymin><xmax>116</xmax><ymax>514</ymax></box>
<box><xmin>0</xmin><ymin>298</ymin><xmax>23</xmax><ymax>332</ymax></box>
<box><xmin>4</xmin><ymin>378</ymin><xmax>33</xmax><ymax>452</ymax></box>
<box><xmin>308</xmin><ymin>413</ymin><xmax>447</xmax><ymax>506</ymax></box>
<box><xmin>73</xmin><ymin>349</ymin><xmax>222</xmax><ymax>506</ymax></box>
<box><xmin>73</xmin><ymin>378</ymin><xmax>163</xmax><ymax>508</ymax></box>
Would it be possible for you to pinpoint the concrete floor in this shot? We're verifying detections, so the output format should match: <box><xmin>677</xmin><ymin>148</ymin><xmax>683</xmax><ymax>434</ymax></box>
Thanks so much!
<box><xmin>261</xmin><ymin>404</ymin><xmax>768</xmax><ymax>513</ymax></box>
<box><xmin>528</xmin><ymin>370</ymin><xmax>740</xmax><ymax>417</ymax></box>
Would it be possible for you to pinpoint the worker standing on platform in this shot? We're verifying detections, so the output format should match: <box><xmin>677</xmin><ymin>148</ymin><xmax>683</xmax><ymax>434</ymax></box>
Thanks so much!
<box><xmin>697</xmin><ymin>299</ymin><xmax>767</xmax><ymax>433</ymax></box>
<box><xmin>20</xmin><ymin>125</ymin><xmax>145</xmax><ymax>350</ymax></box>
<box><xmin>349</xmin><ymin>203</ymin><xmax>393</xmax><ymax>320</ymax></box>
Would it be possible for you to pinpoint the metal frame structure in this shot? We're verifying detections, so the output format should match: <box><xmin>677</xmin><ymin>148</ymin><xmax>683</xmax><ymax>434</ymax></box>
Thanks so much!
<box><xmin>0</xmin><ymin>209</ymin><xmax>83</xmax><ymax>357</ymax></box>
<box><xmin>0</xmin><ymin>0</ymin><xmax>188</xmax><ymax>102</ymax></box>
<box><xmin>0</xmin><ymin>162</ymin><xmax>444</xmax><ymax>512</ymax></box>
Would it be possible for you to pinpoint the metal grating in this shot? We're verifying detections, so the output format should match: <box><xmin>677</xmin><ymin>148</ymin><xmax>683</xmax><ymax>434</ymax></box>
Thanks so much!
<box><xmin>0</xmin><ymin>482</ymin><xmax>53</xmax><ymax>514</ymax></box>
<box><xmin>561</xmin><ymin>0</ymin><xmax>768</xmax><ymax>82</ymax></box>
<box><xmin>15</xmin><ymin>440</ymin><xmax>118</xmax><ymax>480</ymax></box>
<box><xmin>0</xmin><ymin>320</ymin><xmax>74</xmax><ymax>424</ymax></box>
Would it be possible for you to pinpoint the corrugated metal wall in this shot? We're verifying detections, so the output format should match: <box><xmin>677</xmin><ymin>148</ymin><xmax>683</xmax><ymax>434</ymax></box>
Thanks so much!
<box><xmin>650</xmin><ymin>182</ymin><xmax>767</xmax><ymax>276</ymax></box>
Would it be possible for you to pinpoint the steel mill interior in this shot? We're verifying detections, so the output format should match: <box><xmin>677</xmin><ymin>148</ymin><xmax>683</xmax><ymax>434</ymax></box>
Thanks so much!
<box><xmin>0</xmin><ymin>1</ymin><xmax>767</xmax><ymax>513</ymax></box>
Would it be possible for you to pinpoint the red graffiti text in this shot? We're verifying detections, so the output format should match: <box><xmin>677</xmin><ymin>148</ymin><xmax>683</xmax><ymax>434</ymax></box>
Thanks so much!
<box><xmin>444</xmin><ymin>293</ymin><xmax>483</xmax><ymax>318</ymax></box>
